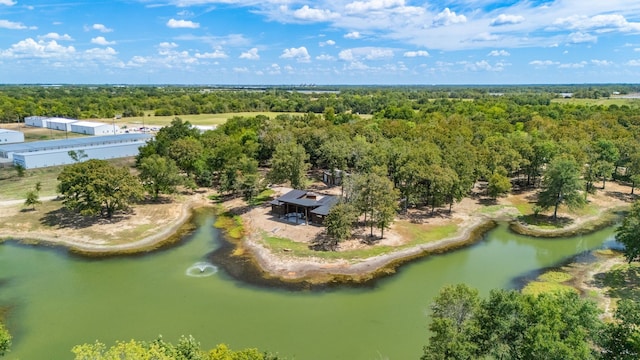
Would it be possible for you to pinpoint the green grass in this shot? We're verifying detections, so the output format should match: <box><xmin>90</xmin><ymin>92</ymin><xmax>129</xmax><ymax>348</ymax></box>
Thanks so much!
<box><xmin>477</xmin><ymin>205</ymin><xmax>506</xmax><ymax>215</ymax></box>
<box><xmin>395</xmin><ymin>221</ymin><xmax>460</xmax><ymax>247</ymax></box>
<box><xmin>599</xmin><ymin>263</ymin><xmax>640</xmax><ymax>302</ymax></box>
<box><xmin>522</xmin><ymin>269</ymin><xmax>577</xmax><ymax>296</ymax></box>
<box><xmin>108</xmin><ymin>112</ymin><xmax>309</xmax><ymax>128</ymax></box>
<box><xmin>0</xmin><ymin>166</ymin><xmax>62</xmax><ymax>200</ymax></box>
<box><xmin>213</xmin><ymin>211</ymin><xmax>245</xmax><ymax>239</ymax></box>
<box><xmin>247</xmin><ymin>189</ymin><xmax>275</xmax><ymax>206</ymax></box>
<box><xmin>522</xmin><ymin>281</ymin><xmax>578</xmax><ymax>296</ymax></box>
<box><xmin>262</xmin><ymin>233</ymin><xmax>397</xmax><ymax>260</ymax></box>
<box><xmin>551</xmin><ymin>98</ymin><xmax>640</xmax><ymax>107</ymax></box>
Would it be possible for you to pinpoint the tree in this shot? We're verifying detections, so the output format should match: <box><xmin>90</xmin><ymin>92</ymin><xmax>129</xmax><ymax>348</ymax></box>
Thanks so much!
<box><xmin>68</xmin><ymin>150</ymin><xmax>88</xmax><ymax>163</ymax></box>
<box><xmin>323</xmin><ymin>202</ymin><xmax>358</xmax><ymax>249</ymax></box>
<box><xmin>599</xmin><ymin>299</ymin><xmax>640</xmax><ymax>359</ymax></box>
<box><xmin>168</xmin><ymin>137</ymin><xmax>203</xmax><ymax>176</ymax></box>
<box><xmin>422</xmin><ymin>284</ymin><xmax>480</xmax><ymax>360</ymax></box>
<box><xmin>0</xmin><ymin>322</ymin><xmax>10</xmax><ymax>357</ymax></box>
<box><xmin>57</xmin><ymin>159</ymin><xmax>144</xmax><ymax>218</ymax></box>
<box><xmin>616</xmin><ymin>200</ymin><xmax>640</xmax><ymax>263</ymax></box>
<box><xmin>138</xmin><ymin>154</ymin><xmax>182</xmax><ymax>200</ymax></box>
<box><xmin>487</xmin><ymin>168</ymin><xmax>512</xmax><ymax>198</ymax></box>
<box><xmin>424</xmin><ymin>285</ymin><xmax>602</xmax><ymax>360</ymax></box>
<box><xmin>267</xmin><ymin>141</ymin><xmax>310</xmax><ymax>189</ymax></box>
<box><xmin>14</xmin><ymin>164</ymin><xmax>24</xmax><ymax>177</ymax></box>
<box><xmin>537</xmin><ymin>155</ymin><xmax>585</xmax><ymax>220</ymax></box>
<box><xmin>24</xmin><ymin>190</ymin><xmax>41</xmax><ymax>210</ymax></box>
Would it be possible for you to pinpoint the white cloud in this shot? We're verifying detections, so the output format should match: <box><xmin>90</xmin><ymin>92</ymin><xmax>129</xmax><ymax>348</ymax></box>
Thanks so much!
<box><xmin>0</xmin><ymin>38</ymin><xmax>75</xmax><ymax>59</ymax></box>
<box><xmin>293</xmin><ymin>5</ymin><xmax>338</xmax><ymax>21</ymax></box>
<box><xmin>558</xmin><ymin>61</ymin><xmax>587</xmax><ymax>69</ymax></box>
<box><xmin>568</xmin><ymin>32</ymin><xmax>597</xmax><ymax>44</ymax></box>
<box><xmin>635</xmin><ymin>48</ymin><xmax>640</xmax><ymax>52</ymax></box>
<box><xmin>316</xmin><ymin>54</ymin><xmax>335</xmax><ymax>61</ymax></box>
<box><xmin>319</xmin><ymin>39</ymin><xmax>335</xmax><ymax>47</ymax></box>
<box><xmin>529</xmin><ymin>60</ymin><xmax>559</xmax><ymax>67</ymax></box>
<box><xmin>0</xmin><ymin>19</ymin><xmax>36</xmax><ymax>30</ymax></box>
<box><xmin>554</xmin><ymin>14</ymin><xmax>640</xmax><ymax>32</ymax></box>
<box><xmin>268</xmin><ymin>63</ymin><xmax>281</xmax><ymax>74</ymax></box>
<box><xmin>240</xmin><ymin>47</ymin><xmax>259</xmax><ymax>60</ymax></box>
<box><xmin>233</xmin><ymin>67</ymin><xmax>249</xmax><ymax>73</ymax></box>
<box><xmin>167</xmin><ymin>19</ymin><xmax>200</xmax><ymax>29</ymax></box>
<box><xmin>280</xmin><ymin>46</ymin><xmax>311</xmax><ymax>62</ymax></box>
<box><xmin>159</xmin><ymin>42</ymin><xmax>178</xmax><ymax>49</ymax></box>
<box><xmin>490</xmin><ymin>14</ymin><xmax>525</xmax><ymax>26</ymax></box>
<box><xmin>0</xmin><ymin>0</ymin><xmax>16</xmax><ymax>5</ymax></box>
<box><xmin>339</xmin><ymin>47</ymin><xmax>394</xmax><ymax>61</ymax></box>
<box><xmin>471</xmin><ymin>32</ymin><xmax>500</xmax><ymax>42</ymax></box>
<box><xmin>403</xmin><ymin>50</ymin><xmax>429</xmax><ymax>57</ymax></box>
<box><xmin>461</xmin><ymin>60</ymin><xmax>505</xmax><ymax>72</ymax></box>
<box><xmin>344</xmin><ymin>31</ymin><xmax>361</xmax><ymax>39</ymax></box>
<box><xmin>91</xmin><ymin>36</ymin><xmax>115</xmax><ymax>46</ymax></box>
<box><xmin>84</xmin><ymin>47</ymin><xmax>118</xmax><ymax>60</ymax></box>
<box><xmin>591</xmin><ymin>59</ymin><xmax>612</xmax><ymax>66</ymax></box>
<box><xmin>627</xmin><ymin>60</ymin><xmax>640</xmax><ymax>66</ymax></box>
<box><xmin>488</xmin><ymin>50</ymin><xmax>510</xmax><ymax>56</ymax></box>
<box><xmin>345</xmin><ymin>0</ymin><xmax>405</xmax><ymax>14</ymax></box>
<box><xmin>432</xmin><ymin>8</ymin><xmax>466</xmax><ymax>27</ymax></box>
<box><xmin>90</xmin><ymin>24</ymin><xmax>113</xmax><ymax>33</ymax></box>
<box><xmin>195</xmin><ymin>50</ymin><xmax>228</xmax><ymax>59</ymax></box>
<box><xmin>39</xmin><ymin>33</ymin><xmax>72</xmax><ymax>41</ymax></box>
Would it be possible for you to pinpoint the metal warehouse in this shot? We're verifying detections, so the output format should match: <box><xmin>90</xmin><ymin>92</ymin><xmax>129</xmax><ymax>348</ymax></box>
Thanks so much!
<box><xmin>0</xmin><ymin>133</ymin><xmax>152</xmax><ymax>160</ymax></box>
<box><xmin>24</xmin><ymin>116</ymin><xmax>49</xmax><ymax>128</ymax></box>
<box><xmin>47</xmin><ymin>118</ymin><xmax>78</xmax><ymax>132</ymax></box>
<box><xmin>12</xmin><ymin>141</ymin><xmax>149</xmax><ymax>169</ymax></box>
<box><xmin>0</xmin><ymin>129</ymin><xmax>25</xmax><ymax>144</ymax></box>
<box><xmin>70</xmin><ymin>121</ymin><xmax>116</xmax><ymax>135</ymax></box>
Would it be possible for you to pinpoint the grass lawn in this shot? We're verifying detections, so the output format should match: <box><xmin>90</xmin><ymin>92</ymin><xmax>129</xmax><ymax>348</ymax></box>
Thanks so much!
<box><xmin>107</xmin><ymin>112</ymin><xmax>309</xmax><ymax>128</ymax></box>
<box><xmin>599</xmin><ymin>262</ymin><xmax>640</xmax><ymax>302</ymax></box>
<box><xmin>551</xmin><ymin>98</ymin><xmax>640</xmax><ymax>107</ymax></box>
<box><xmin>522</xmin><ymin>271</ymin><xmax>577</xmax><ymax>296</ymax></box>
<box><xmin>0</xmin><ymin>157</ymin><xmax>136</xmax><ymax>201</ymax></box>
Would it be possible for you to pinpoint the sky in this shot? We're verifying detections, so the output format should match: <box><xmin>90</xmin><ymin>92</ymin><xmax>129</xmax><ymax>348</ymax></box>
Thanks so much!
<box><xmin>2</xmin><ymin>1</ymin><xmax>640</xmax><ymax>85</ymax></box>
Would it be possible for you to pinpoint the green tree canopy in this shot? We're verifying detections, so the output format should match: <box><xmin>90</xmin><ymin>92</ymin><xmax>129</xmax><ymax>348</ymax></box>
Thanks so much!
<box><xmin>0</xmin><ymin>322</ymin><xmax>10</xmax><ymax>357</ymax></box>
<box><xmin>138</xmin><ymin>154</ymin><xmax>183</xmax><ymax>200</ymax></box>
<box><xmin>57</xmin><ymin>159</ymin><xmax>144</xmax><ymax>218</ymax></box>
<box><xmin>537</xmin><ymin>155</ymin><xmax>585</xmax><ymax>219</ymax></box>
<box><xmin>616</xmin><ymin>200</ymin><xmax>640</xmax><ymax>263</ymax></box>
<box><xmin>267</xmin><ymin>141</ymin><xmax>309</xmax><ymax>189</ymax></box>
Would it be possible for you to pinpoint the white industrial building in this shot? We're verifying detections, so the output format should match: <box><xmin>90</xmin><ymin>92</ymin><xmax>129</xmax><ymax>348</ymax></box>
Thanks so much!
<box><xmin>71</xmin><ymin>121</ymin><xmax>116</xmax><ymax>135</ymax></box>
<box><xmin>24</xmin><ymin>116</ymin><xmax>49</xmax><ymax>128</ymax></box>
<box><xmin>0</xmin><ymin>134</ymin><xmax>152</xmax><ymax>166</ymax></box>
<box><xmin>47</xmin><ymin>118</ymin><xmax>78</xmax><ymax>132</ymax></box>
<box><xmin>0</xmin><ymin>129</ymin><xmax>25</xmax><ymax>144</ymax></box>
<box><xmin>12</xmin><ymin>141</ymin><xmax>147</xmax><ymax>169</ymax></box>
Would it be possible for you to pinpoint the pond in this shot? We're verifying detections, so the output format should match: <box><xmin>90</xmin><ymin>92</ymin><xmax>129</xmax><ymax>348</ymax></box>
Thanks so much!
<box><xmin>0</xmin><ymin>210</ymin><xmax>617</xmax><ymax>359</ymax></box>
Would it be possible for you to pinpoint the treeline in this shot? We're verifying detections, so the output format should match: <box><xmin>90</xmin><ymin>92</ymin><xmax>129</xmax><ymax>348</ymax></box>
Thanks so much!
<box><xmin>1</xmin><ymin>84</ymin><xmax>639</xmax><ymax>122</ymax></box>
<box><xmin>423</xmin><ymin>284</ymin><xmax>640</xmax><ymax>360</ymax></box>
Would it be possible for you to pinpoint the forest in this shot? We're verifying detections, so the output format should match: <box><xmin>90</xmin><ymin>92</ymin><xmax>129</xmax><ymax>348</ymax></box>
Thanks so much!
<box><xmin>3</xmin><ymin>85</ymin><xmax>640</xmax><ymax>358</ymax></box>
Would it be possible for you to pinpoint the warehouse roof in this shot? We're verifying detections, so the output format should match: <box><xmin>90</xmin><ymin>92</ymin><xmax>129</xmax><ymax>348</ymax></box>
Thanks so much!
<box><xmin>71</xmin><ymin>121</ymin><xmax>111</xmax><ymax>128</ymax></box>
<box><xmin>0</xmin><ymin>133</ymin><xmax>152</xmax><ymax>155</ymax></box>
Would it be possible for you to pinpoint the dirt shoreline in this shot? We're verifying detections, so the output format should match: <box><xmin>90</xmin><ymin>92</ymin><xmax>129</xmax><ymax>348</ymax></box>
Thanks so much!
<box><xmin>0</xmin><ymin>181</ymin><xmax>634</xmax><ymax>283</ymax></box>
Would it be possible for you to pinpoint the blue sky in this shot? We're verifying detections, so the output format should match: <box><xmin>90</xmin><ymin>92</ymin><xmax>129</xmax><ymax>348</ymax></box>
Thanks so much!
<box><xmin>2</xmin><ymin>0</ymin><xmax>640</xmax><ymax>85</ymax></box>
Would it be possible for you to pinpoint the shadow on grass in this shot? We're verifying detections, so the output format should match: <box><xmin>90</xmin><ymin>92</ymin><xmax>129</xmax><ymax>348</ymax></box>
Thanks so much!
<box><xmin>517</xmin><ymin>214</ymin><xmax>574</xmax><ymax>228</ymax></box>
<box><xmin>592</xmin><ymin>265</ymin><xmax>640</xmax><ymax>302</ymax></box>
<box><xmin>604</xmin><ymin>190</ymin><xmax>637</xmax><ymax>203</ymax></box>
<box><xmin>40</xmin><ymin>207</ymin><xmax>128</xmax><ymax>229</ymax></box>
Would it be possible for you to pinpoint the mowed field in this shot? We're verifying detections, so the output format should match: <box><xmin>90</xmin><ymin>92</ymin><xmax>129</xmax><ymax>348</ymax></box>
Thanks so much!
<box><xmin>551</xmin><ymin>96</ymin><xmax>640</xmax><ymax>107</ymax></box>
<box><xmin>103</xmin><ymin>111</ymin><xmax>309</xmax><ymax>129</ymax></box>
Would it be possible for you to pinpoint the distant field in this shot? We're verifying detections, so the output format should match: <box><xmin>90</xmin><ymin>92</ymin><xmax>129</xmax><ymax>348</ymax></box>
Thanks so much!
<box><xmin>101</xmin><ymin>112</ymin><xmax>310</xmax><ymax>129</ymax></box>
<box><xmin>551</xmin><ymin>97</ymin><xmax>640</xmax><ymax>107</ymax></box>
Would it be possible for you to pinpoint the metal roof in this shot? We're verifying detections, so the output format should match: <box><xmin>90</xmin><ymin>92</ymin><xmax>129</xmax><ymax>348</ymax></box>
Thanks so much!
<box><xmin>270</xmin><ymin>189</ymin><xmax>338</xmax><ymax>215</ymax></box>
<box><xmin>0</xmin><ymin>133</ymin><xmax>152</xmax><ymax>155</ymax></box>
<box><xmin>0</xmin><ymin>129</ymin><xmax>20</xmax><ymax>134</ymax></box>
<box><xmin>71</xmin><ymin>121</ymin><xmax>111</xmax><ymax>128</ymax></box>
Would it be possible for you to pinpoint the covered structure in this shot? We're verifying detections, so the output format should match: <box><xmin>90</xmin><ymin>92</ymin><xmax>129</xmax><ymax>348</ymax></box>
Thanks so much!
<box><xmin>270</xmin><ymin>190</ymin><xmax>339</xmax><ymax>225</ymax></box>
<box><xmin>12</xmin><ymin>141</ymin><xmax>147</xmax><ymax>169</ymax></box>
<box><xmin>47</xmin><ymin>118</ymin><xmax>78</xmax><ymax>132</ymax></box>
<box><xmin>0</xmin><ymin>129</ymin><xmax>24</xmax><ymax>144</ymax></box>
<box><xmin>71</xmin><ymin>121</ymin><xmax>116</xmax><ymax>135</ymax></box>
<box><xmin>322</xmin><ymin>169</ymin><xmax>347</xmax><ymax>186</ymax></box>
<box><xmin>24</xmin><ymin>116</ymin><xmax>49</xmax><ymax>128</ymax></box>
<box><xmin>0</xmin><ymin>133</ymin><xmax>152</xmax><ymax>160</ymax></box>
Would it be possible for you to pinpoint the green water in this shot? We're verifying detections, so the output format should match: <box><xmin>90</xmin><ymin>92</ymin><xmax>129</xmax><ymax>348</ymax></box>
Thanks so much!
<box><xmin>0</xmin><ymin>212</ymin><xmax>617</xmax><ymax>360</ymax></box>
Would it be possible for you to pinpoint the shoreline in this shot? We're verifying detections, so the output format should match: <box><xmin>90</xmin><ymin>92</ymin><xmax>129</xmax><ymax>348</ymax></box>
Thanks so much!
<box><xmin>0</xmin><ymin>183</ymin><xmax>633</xmax><ymax>284</ymax></box>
